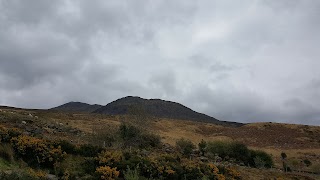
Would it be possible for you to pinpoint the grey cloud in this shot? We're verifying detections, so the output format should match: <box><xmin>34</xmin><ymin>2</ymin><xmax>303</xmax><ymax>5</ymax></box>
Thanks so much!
<box><xmin>0</xmin><ymin>0</ymin><xmax>319</xmax><ymax>125</ymax></box>
<box><xmin>149</xmin><ymin>70</ymin><xmax>178</xmax><ymax>97</ymax></box>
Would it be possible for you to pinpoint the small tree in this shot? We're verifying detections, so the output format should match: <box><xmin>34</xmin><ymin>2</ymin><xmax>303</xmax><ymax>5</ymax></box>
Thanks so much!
<box><xmin>281</xmin><ymin>152</ymin><xmax>287</xmax><ymax>160</ymax></box>
<box><xmin>198</xmin><ymin>139</ymin><xmax>207</xmax><ymax>156</ymax></box>
<box><xmin>176</xmin><ymin>138</ymin><xmax>195</xmax><ymax>157</ymax></box>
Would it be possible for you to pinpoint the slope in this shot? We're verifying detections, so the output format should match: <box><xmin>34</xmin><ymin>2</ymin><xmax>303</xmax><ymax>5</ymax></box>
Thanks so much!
<box><xmin>93</xmin><ymin>96</ymin><xmax>242</xmax><ymax>127</ymax></box>
<box><xmin>51</xmin><ymin>102</ymin><xmax>102</xmax><ymax>113</ymax></box>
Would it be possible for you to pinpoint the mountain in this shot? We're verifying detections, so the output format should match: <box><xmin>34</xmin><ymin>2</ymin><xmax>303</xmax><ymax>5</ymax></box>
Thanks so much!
<box><xmin>51</xmin><ymin>102</ymin><xmax>102</xmax><ymax>113</ymax></box>
<box><xmin>93</xmin><ymin>96</ymin><xmax>242</xmax><ymax>127</ymax></box>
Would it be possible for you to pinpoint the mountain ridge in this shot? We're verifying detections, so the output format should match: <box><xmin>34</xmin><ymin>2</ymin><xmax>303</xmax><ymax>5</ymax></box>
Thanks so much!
<box><xmin>50</xmin><ymin>101</ymin><xmax>102</xmax><ymax>113</ymax></box>
<box><xmin>92</xmin><ymin>96</ymin><xmax>243</xmax><ymax>127</ymax></box>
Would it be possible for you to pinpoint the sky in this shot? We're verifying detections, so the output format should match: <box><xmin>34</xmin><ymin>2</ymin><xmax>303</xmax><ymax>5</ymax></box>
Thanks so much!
<box><xmin>0</xmin><ymin>0</ymin><xmax>320</xmax><ymax>125</ymax></box>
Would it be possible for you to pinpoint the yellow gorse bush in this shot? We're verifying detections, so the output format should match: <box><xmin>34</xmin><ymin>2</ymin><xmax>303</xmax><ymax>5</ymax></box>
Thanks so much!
<box><xmin>27</xmin><ymin>168</ymin><xmax>47</xmax><ymax>179</ymax></box>
<box><xmin>225</xmin><ymin>166</ymin><xmax>241</xmax><ymax>179</ymax></box>
<box><xmin>208</xmin><ymin>163</ymin><xmax>219</xmax><ymax>174</ymax></box>
<box><xmin>11</xmin><ymin>135</ymin><xmax>66</xmax><ymax>166</ymax></box>
<box><xmin>97</xmin><ymin>150</ymin><xmax>123</xmax><ymax>165</ymax></box>
<box><xmin>164</xmin><ymin>169</ymin><xmax>175</xmax><ymax>175</ymax></box>
<box><xmin>96</xmin><ymin>166</ymin><xmax>120</xmax><ymax>180</ymax></box>
<box><xmin>0</xmin><ymin>126</ymin><xmax>22</xmax><ymax>142</ymax></box>
<box><xmin>216</xmin><ymin>173</ymin><xmax>226</xmax><ymax>180</ymax></box>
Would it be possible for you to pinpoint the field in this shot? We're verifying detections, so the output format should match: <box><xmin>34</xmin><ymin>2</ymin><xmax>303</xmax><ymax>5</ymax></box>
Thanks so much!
<box><xmin>0</xmin><ymin>106</ymin><xmax>320</xmax><ymax>179</ymax></box>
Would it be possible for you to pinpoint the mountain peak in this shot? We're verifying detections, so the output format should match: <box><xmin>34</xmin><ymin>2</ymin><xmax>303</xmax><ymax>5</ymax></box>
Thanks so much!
<box><xmin>51</xmin><ymin>101</ymin><xmax>102</xmax><ymax>113</ymax></box>
<box><xmin>93</xmin><ymin>96</ymin><xmax>242</xmax><ymax>127</ymax></box>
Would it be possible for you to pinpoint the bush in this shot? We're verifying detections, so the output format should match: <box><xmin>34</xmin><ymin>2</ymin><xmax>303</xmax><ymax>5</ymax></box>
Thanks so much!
<box><xmin>76</xmin><ymin>144</ymin><xmax>104</xmax><ymax>157</ymax></box>
<box><xmin>198</xmin><ymin>139</ymin><xmax>207</xmax><ymax>156</ymax></box>
<box><xmin>56</xmin><ymin>140</ymin><xmax>76</xmax><ymax>154</ymax></box>
<box><xmin>119</xmin><ymin>123</ymin><xmax>141</xmax><ymax>141</ymax></box>
<box><xmin>207</xmin><ymin>141</ymin><xmax>273</xmax><ymax>168</ymax></box>
<box><xmin>250</xmin><ymin>150</ymin><xmax>273</xmax><ymax>168</ymax></box>
<box><xmin>200</xmin><ymin>163</ymin><xmax>225</xmax><ymax>180</ymax></box>
<box><xmin>118</xmin><ymin>123</ymin><xmax>161</xmax><ymax>149</ymax></box>
<box><xmin>253</xmin><ymin>156</ymin><xmax>265</xmax><ymax>169</ymax></box>
<box><xmin>11</xmin><ymin>135</ymin><xmax>66</xmax><ymax>168</ymax></box>
<box><xmin>82</xmin><ymin>157</ymin><xmax>98</xmax><ymax>175</ymax></box>
<box><xmin>0</xmin><ymin>168</ymin><xmax>47</xmax><ymax>180</ymax></box>
<box><xmin>137</xmin><ymin>133</ymin><xmax>161</xmax><ymax>149</ymax></box>
<box><xmin>97</xmin><ymin>150</ymin><xmax>123</xmax><ymax>167</ymax></box>
<box><xmin>0</xmin><ymin>127</ymin><xmax>22</xmax><ymax>143</ymax></box>
<box><xmin>96</xmin><ymin>166</ymin><xmax>120</xmax><ymax>180</ymax></box>
<box><xmin>179</xmin><ymin>158</ymin><xmax>203</xmax><ymax>179</ymax></box>
<box><xmin>176</xmin><ymin>138</ymin><xmax>196</xmax><ymax>157</ymax></box>
<box><xmin>207</xmin><ymin>141</ymin><xmax>231</xmax><ymax>159</ymax></box>
<box><xmin>228</xmin><ymin>142</ymin><xmax>250</xmax><ymax>164</ymax></box>
<box><xmin>123</xmin><ymin>166</ymin><xmax>140</xmax><ymax>180</ymax></box>
<box><xmin>225</xmin><ymin>166</ymin><xmax>241</xmax><ymax>180</ymax></box>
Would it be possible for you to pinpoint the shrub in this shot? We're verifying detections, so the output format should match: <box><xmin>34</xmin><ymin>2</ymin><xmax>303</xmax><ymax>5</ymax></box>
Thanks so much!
<box><xmin>123</xmin><ymin>166</ymin><xmax>140</xmax><ymax>180</ymax></box>
<box><xmin>253</xmin><ymin>156</ymin><xmax>265</xmax><ymax>169</ymax></box>
<box><xmin>207</xmin><ymin>141</ymin><xmax>231</xmax><ymax>159</ymax></box>
<box><xmin>119</xmin><ymin>123</ymin><xmax>141</xmax><ymax>141</ymax></box>
<box><xmin>56</xmin><ymin>140</ymin><xmax>76</xmax><ymax>154</ymax></box>
<box><xmin>82</xmin><ymin>157</ymin><xmax>98</xmax><ymax>175</ymax></box>
<box><xmin>281</xmin><ymin>152</ymin><xmax>287</xmax><ymax>160</ymax></box>
<box><xmin>200</xmin><ymin>163</ymin><xmax>225</xmax><ymax>180</ymax></box>
<box><xmin>26</xmin><ymin>168</ymin><xmax>47</xmax><ymax>179</ymax></box>
<box><xmin>207</xmin><ymin>141</ymin><xmax>273</xmax><ymax>168</ymax></box>
<box><xmin>176</xmin><ymin>138</ymin><xmax>195</xmax><ymax>157</ymax></box>
<box><xmin>198</xmin><ymin>139</ymin><xmax>207</xmax><ymax>156</ymax></box>
<box><xmin>180</xmin><ymin>158</ymin><xmax>203</xmax><ymax>179</ymax></box>
<box><xmin>97</xmin><ymin>150</ymin><xmax>123</xmax><ymax>166</ymax></box>
<box><xmin>118</xmin><ymin>123</ymin><xmax>161</xmax><ymax>149</ymax></box>
<box><xmin>76</xmin><ymin>144</ymin><xmax>104</xmax><ymax>157</ymax></box>
<box><xmin>0</xmin><ymin>127</ymin><xmax>22</xmax><ymax>143</ymax></box>
<box><xmin>225</xmin><ymin>166</ymin><xmax>241</xmax><ymax>180</ymax></box>
<box><xmin>11</xmin><ymin>135</ymin><xmax>66</xmax><ymax>168</ymax></box>
<box><xmin>228</xmin><ymin>142</ymin><xmax>250</xmax><ymax>164</ymax></box>
<box><xmin>0</xmin><ymin>169</ymin><xmax>47</xmax><ymax>180</ymax></box>
<box><xmin>137</xmin><ymin>133</ymin><xmax>161</xmax><ymax>149</ymax></box>
<box><xmin>96</xmin><ymin>166</ymin><xmax>120</xmax><ymax>180</ymax></box>
<box><xmin>250</xmin><ymin>150</ymin><xmax>273</xmax><ymax>168</ymax></box>
<box><xmin>90</xmin><ymin>125</ymin><xmax>117</xmax><ymax>147</ymax></box>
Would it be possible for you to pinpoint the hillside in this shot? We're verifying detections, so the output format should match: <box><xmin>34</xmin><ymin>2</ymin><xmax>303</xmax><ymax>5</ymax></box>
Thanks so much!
<box><xmin>0</xmin><ymin>106</ymin><xmax>320</xmax><ymax>179</ymax></box>
<box><xmin>51</xmin><ymin>102</ymin><xmax>102</xmax><ymax>113</ymax></box>
<box><xmin>93</xmin><ymin>96</ymin><xmax>242</xmax><ymax>127</ymax></box>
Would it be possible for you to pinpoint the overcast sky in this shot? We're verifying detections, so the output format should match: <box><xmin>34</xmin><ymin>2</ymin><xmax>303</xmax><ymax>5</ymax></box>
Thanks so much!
<box><xmin>0</xmin><ymin>0</ymin><xmax>319</xmax><ymax>125</ymax></box>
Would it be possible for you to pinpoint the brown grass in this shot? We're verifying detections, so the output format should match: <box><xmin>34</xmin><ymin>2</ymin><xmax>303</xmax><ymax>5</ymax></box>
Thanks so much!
<box><xmin>1</xmin><ymin>108</ymin><xmax>320</xmax><ymax>177</ymax></box>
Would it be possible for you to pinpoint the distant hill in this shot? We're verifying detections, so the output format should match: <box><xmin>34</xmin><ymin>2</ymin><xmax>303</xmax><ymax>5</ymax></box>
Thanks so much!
<box><xmin>51</xmin><ymin>102</ymin><xmax>102</xmax><ymax>113</ymax></box>
<box><xmin>93</xmin><ymin>96</ymin><xmax>242</xmax><ymax>127</ymax></box>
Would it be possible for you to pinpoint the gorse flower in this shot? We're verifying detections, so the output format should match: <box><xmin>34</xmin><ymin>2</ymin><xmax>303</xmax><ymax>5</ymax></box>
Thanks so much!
<box><xmin>96</xmin><ymin>166</ymin><xmax>120</xmax><ymax>180</ymax></box>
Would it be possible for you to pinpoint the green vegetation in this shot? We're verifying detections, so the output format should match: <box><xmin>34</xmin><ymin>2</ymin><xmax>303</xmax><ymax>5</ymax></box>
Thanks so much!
<box><xmin>206</xmin><ymin>141</ymin><xmax>273</xmax><ymax>168</ymax></box>
<box><xmin>123</xmin><ymin>166</ymin><xmax>140</xmax><ymax>180</ymax></box>
<box><xmin>0</xmin><ymin>110</ymin><xmax>281</xmax><ymax>179</ymax></box>
<box><xmin>176</xmin><ymin>138</ymin><xmax>196</xmax><ymax>157</ymax></box>
<box><xmin>198</xmin><ymin>139</ymin><xmax>207</xmax><ymax>156</ymax></box>
<box><xmin>0</xmin><ymin>144</ymin><xmax>14</xmax><ymax>163</ymax></box>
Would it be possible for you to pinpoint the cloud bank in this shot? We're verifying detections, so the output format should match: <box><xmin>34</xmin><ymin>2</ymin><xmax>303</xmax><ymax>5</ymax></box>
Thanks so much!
<box><xmin>1</xmin><ymin>0</ymin><xmax>320</xmax><ymax>125</ymax></box>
